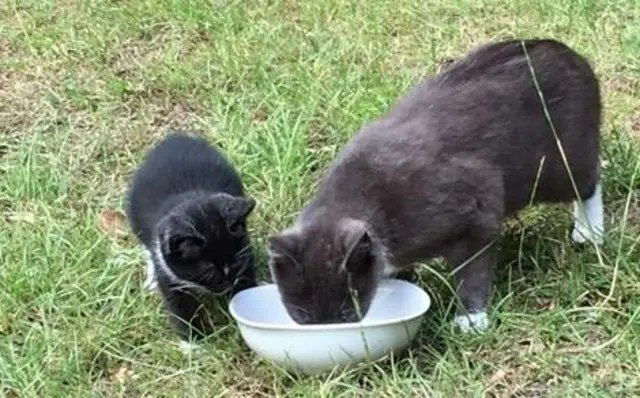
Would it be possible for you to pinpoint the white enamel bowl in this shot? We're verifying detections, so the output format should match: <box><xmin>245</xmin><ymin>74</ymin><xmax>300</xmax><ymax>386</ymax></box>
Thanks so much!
<box><xmin>229</xmin><ymin>279</ymin><xmax>431</xmax><ymax>375</ymax></box>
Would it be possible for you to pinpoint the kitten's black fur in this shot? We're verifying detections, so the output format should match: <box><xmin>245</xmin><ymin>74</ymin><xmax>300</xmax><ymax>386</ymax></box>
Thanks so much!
<box><xmin>268</xmin><ymin>39</ymin><xmax>602</xmax><ymax>327</ymax></box>
<box><xmin>127</xmin><ymin>133</ymin><xmax>257</xmax><ymax>342</ymax></box>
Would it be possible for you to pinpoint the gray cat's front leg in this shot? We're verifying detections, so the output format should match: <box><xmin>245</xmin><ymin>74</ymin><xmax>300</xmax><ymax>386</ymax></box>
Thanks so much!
<box><xmin>444</xmin><ymin>237</ymin><xmax>496</xmax><ymax>333</ymax></box>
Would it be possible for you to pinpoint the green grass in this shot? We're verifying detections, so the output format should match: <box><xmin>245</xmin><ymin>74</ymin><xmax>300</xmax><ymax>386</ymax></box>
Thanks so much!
<box><xmin>1</xmin><ymin>0</ymin><xmax>640</xmax><ymax>396</ymax></box>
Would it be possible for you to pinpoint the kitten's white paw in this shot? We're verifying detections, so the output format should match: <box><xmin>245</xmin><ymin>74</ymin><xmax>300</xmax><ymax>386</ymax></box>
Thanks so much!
<box><xmin>143</xmin><ymin>278</ymin><xmax>158</xmax><ymax>291</ymax></box>
<box><xmin>143</xmin><ymin>249</ymin><xmax>158</xmax><ymax>292</ymax></box>
<box><xmin>178</xmin><ymin>340</ymin><xmax>201</xmax><ymax>354</ymax></box>
<box><xmin>454</xmin><ymin>311</ymin><xmax>489</xmax><ymax>333</ymax></box>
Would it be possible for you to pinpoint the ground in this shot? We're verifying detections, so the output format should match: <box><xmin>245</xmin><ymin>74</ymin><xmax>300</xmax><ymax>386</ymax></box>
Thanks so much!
<box><xmin>1</xmin><ymin>0</ymin><xmax>639</xmax><ymax>397</ymax></box>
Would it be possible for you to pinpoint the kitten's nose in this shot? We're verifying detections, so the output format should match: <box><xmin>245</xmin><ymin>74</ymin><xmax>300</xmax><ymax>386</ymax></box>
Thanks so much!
<box><xmin>223</xmin><ymin>266</ymin><xmax>230</xmax><ymax>276</ymax></box>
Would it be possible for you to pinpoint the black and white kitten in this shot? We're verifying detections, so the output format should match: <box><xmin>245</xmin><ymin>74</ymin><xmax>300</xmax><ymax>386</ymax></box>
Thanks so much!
<box><xmin>126</xmin><ymin>132</ymin><xmax>257</xmax><ymax>346</ymax></box>
<box><xmin>267</xmin><ymin>39</ymin><xmax>604</xmax><ymax>332</ymax></box>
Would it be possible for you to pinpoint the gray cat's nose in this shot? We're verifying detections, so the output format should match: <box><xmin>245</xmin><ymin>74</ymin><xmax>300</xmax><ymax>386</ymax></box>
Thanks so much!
<box><xmin>223</xmin><ymin>266</ymin><xmax>230</xmax><ymax>276</ymax></box>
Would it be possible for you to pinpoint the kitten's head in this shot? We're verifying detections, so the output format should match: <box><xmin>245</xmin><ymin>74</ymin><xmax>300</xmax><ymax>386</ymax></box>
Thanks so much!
<box><xmin>268</xmin><ymin>216</ymin><xmax>385</xmax><ymax>324</ymax></box>
<box><xmin>156</xmin><ymin>193</ymin><xmax>256</xmax><ymax>294</ymax></box>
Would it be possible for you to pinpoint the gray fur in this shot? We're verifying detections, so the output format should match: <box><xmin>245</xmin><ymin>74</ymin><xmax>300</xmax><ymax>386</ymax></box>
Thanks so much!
<box><xmin>268</xmin><ymin>39</ymin><xmax>602</xmax><ymax>327</ymax></box>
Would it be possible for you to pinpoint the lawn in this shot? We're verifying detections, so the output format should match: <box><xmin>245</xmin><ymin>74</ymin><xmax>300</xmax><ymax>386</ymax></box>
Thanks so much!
<box><xmin>1</xmin><ymin>0</ymin><xmax>639</xmax><ymax>396</ymax></box>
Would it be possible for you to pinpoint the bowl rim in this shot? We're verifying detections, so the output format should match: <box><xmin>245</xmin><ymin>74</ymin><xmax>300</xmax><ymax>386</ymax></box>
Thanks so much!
<box><xmin>228</xmin><ymin>278</ymin><xmax>431</xmax><ymax>331</ymax></box>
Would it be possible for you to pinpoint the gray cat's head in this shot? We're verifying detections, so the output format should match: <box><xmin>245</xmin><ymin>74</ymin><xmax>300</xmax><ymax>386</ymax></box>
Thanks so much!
<box><xmin>268</xmin><ymin>216</ymin><xmax>386</xmax><ymax>324</ymax></box>
<box><xmin>156</xmin><ymin>193</ymin><xmax>256</xmax><ymax>294</ymax></box>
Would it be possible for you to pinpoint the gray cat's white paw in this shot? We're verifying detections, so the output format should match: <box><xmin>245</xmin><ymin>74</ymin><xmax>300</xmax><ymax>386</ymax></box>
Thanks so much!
<box><xmin>454</xmin><ymin>311</ymin><xmax>489</xmax><ymax>333</ymax></box>
<box><xmin>571</xmin><ymin>225</ymin><xmax>603</xmax><ymax>245</ymax></box>
<box><xmin>571</xmin><ymin>183</ymin><xmax>604</xmax><ymax>246</ymax></box>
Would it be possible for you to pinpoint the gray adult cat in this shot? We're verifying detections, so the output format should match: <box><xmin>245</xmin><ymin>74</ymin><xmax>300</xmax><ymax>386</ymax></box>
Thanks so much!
<box><xmin>267</xmin><ymin>38</ymin><xmax>604</xmax><ymax>332</ymax></box>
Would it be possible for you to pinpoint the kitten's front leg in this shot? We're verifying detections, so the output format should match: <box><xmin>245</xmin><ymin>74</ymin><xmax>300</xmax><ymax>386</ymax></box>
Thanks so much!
<box><xmin>159</xmin><ymin>282</ymin><xmax>214</xmax><ymax>346</ymax></box>
<box><xmin>444</xmin><ymin>236</ymin><xmax>497</xmax><ymax>333</ymax></box>
<box><xmin>143</xmin><ymin>249</ymin><xmax>159</xmax><ymax>292</ymax></box>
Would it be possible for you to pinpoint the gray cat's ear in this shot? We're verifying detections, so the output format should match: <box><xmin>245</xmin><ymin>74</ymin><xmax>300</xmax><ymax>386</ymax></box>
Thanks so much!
<box><xmin>342</xmin><ymin>224</ymin><xmax>375</xmax><ymax>275</ymax></box>
<box><xmin>268</xmin><ymin>233</ymin><xmax>299</xmax><ymax>280</ymax></box>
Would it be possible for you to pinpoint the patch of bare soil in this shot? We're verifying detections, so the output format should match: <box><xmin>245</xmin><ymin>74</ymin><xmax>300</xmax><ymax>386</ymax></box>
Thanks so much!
<box><xmin>0</xmin><ymin>69</ymin><xmax>48</xmax><ymax>134</ymax></box>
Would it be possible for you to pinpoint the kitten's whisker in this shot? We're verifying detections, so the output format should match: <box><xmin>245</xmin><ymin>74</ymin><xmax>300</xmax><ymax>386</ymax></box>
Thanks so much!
<box><xmin>234</xmin><ymin>255</ymin><xmax>250</xmax><ymax>266</ymax></box>
<box><xmin>189</xmin><ymin>270</ymin><xmax>213</xmax><ymax>283</ymax></box>
<box><xmin>232</xmin><ymin>277</ymin><xmax>250</xmax><ymax>288</ymax></box>
<box><xmin>231</xmin><ymin>261</ymin><xmax>250</xmax><ymax>277</ymax></box>
<box><xmin>237</xmin><ymin>242</ymin><xmax>251</xmax><ymax>254</ymax></box>
<box><xmin>234</xmin><ymin>244</ymin><xmax>252</xmax><ymax>259</ymax></box>
<box><xmin>170</xmin><ymin>279</ymin><xmax>208</xmax><ymax>294</ymax></box>
<box><xmin>209</xmin><ymin>286</ymin><xmax>232</xmax><ymax>297</ymax></box>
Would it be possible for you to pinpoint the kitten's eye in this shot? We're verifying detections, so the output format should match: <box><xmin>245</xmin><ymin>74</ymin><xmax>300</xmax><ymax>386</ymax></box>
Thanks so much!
<box><xmin>228</xmin><ymin>221</ymin><xmax>246</xmax><ymax>236</ymax></box>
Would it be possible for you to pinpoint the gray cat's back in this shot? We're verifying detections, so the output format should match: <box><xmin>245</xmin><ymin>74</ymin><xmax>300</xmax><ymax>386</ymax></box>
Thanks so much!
<box><xmin>386</xmin><ymin>39</ymin><xmax>599</xmax><ymax>153</ymax></box>
<box><xmin>312</xmin><ymin>39</ymin><xmax>601</xmax><ymax>219</ymax></box>
<box><xmin>427</xmin><ymin>39</ymin><xmax>601</xmax><ymax>209</ymax></box>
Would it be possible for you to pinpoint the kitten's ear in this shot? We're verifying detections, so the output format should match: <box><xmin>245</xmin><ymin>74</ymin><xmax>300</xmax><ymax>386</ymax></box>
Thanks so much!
<box><xmin>168</xmin><ymin>235</ymin><xmax>205</xmax><ymax>261</ymax></box>
<box><xmin>233</xmin><ymin>196</ymin><xmax>257</xmax><ymax>219</ymax></box>
<box><xmin>268</xmin><ymin>232</ymin><xmax>300</xmax><ymax>281</ymax></box>
<box><xmin>342</xmin><ymin>221</ymin><xmax>375</xmax><ymax>275</ymax></box>
<box><xmin>222</xmin><ymin>196</ymin><xmax>257</xmax><ymax>235</ymax></box>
